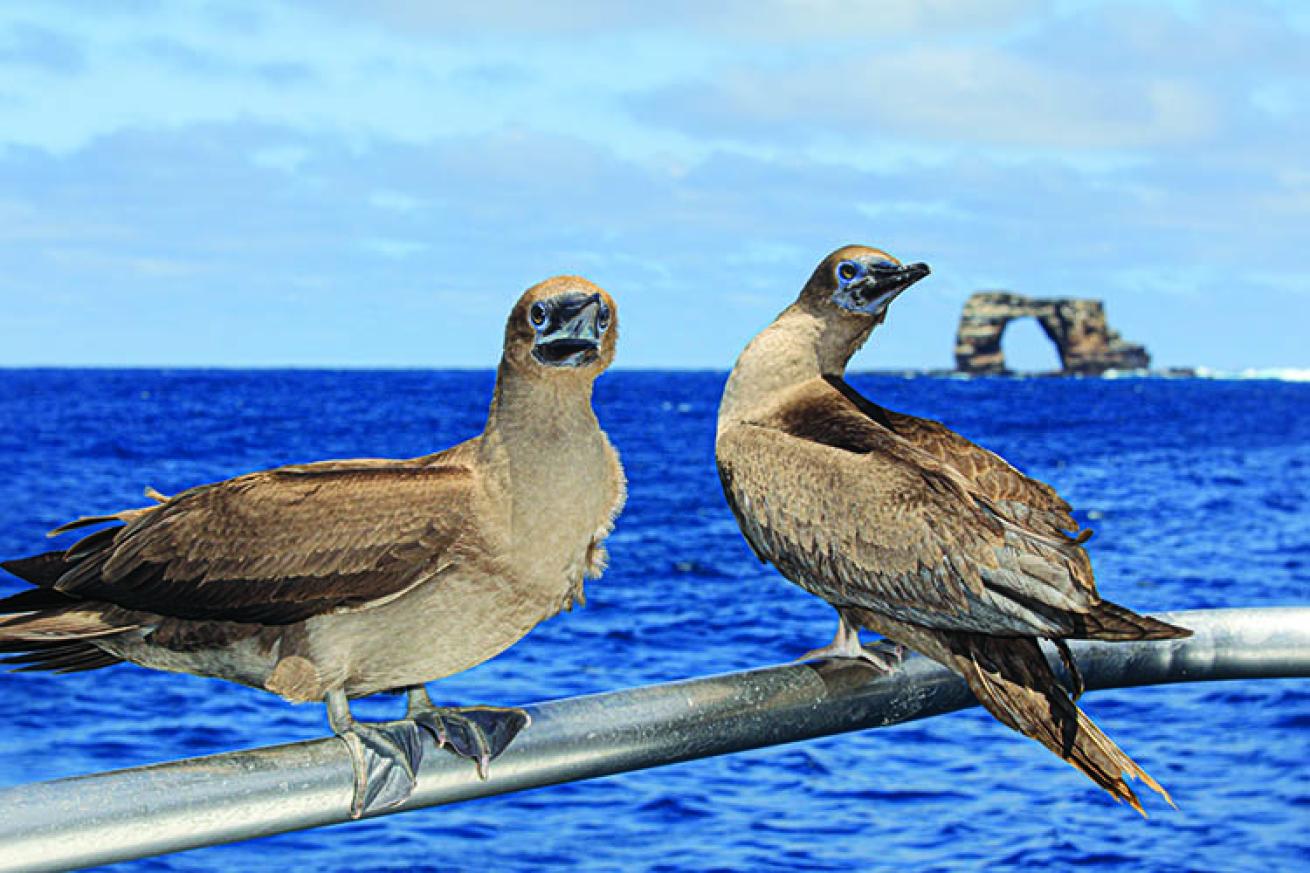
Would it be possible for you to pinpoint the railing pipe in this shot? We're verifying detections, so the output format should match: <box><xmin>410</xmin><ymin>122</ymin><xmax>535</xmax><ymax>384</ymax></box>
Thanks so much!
<box><xmin>1</xmin><ymin>607</ymin><xmax>1307</xmax><ymax>872</ymax></box>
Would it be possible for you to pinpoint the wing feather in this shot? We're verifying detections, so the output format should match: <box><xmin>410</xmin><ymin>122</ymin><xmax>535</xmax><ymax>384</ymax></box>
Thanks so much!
<box><xmin>823</xmin><ymin>375</ymin><xmax>1081</xmax><ymax>542</ymax></box>
<box><xmin>48</xmin><ymin>461</ymin><xmax>493</xmax><ymax>625</ymax></box>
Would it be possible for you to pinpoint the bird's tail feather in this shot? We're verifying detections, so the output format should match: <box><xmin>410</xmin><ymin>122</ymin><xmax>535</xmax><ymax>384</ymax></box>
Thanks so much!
<box><xmin>0</xmin><ymin>638</ymin><xmax>123</xmax><ymax>672</ymax></box>
<box><xmin>0</xmin><ymin>600</ymin><xmax>131</xmax><ymax>673</ymax></box>
<box><xmin>1</xmin><ymin>549</ymin><xmax>73</xmax><ymax>592</ymax></box>
<box><xmin>1</xmin><ymin>548</ymin><xmax>86</xmax><ymax>617</ymax></box>
<box><xmin>0</xmin><ymin>584</ymin><xmax>81</xmax><ymax>615</ymax></box>
<box><xmin>1072</xmin><ymin>599</ymin><xmax>1191</xmax><ymax>641</ymax></box>
<box><xmin>946</xmin><ymin>632</ymin><xmax>1171</xmax><ymax>816</ymax></box>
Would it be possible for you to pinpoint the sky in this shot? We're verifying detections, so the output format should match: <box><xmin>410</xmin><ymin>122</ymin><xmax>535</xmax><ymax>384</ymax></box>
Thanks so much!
<box><xmin>0</xmin><ymin>1</ymin><xmax>1306</xmax><ymax>371</ymax></box>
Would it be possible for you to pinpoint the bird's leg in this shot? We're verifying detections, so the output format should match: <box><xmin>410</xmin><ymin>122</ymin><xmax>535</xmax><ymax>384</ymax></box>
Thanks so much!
<box><xmin>326</xmin><ymin>688</ymin><xmax>426</xmax><ymax>819</ymax></box>
<box><xmin>406</xmin><ymin>685</ymin><xmax>531</xmax><ymax>779</ymax></box>
<box><xmin>796</xmin><ymin>611</ymin><xmax>903</xmax><ymax>673</ymax></box>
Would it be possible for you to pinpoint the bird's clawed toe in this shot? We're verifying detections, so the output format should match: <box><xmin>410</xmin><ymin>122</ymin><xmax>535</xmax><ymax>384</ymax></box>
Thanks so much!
<box><xmin>337</xmin><ymin>720</ymin><xmax>426</xmax><ymax>818</ymax></box>
<box><xmin>856</xmin><ymin>641</ymin><xmax>904</xmax><ymax>673</ymax></box>
<box><xmin>795</xmin><ymin>640</ymin><xmax>857</xmax><ymax>664</ymax></box>
<box><xmin>796</xmin><ymin>640</ymin><xmax>903</xmax><ymax>673</ymax></box>
<box><xmin>411</xmin><ymin>705</ymin><xmax>531</xmax><ymax>779</ymax></box>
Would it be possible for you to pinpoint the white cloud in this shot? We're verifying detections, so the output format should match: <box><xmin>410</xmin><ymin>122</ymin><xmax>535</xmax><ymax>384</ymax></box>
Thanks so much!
<box><xmin>2</xmin><ymin>117</ymin><xmax>1303</xmax><ymax>369</ymax></box>
<box><xmin>368</xmin><ymin>190</ymin><xmax>427</xmax><ymax>213</ymax></box>
<box><xmin>635</xmin><ymin>43</ymin><xmax>1223</xmax><ymax>150</ymax></box>
<box><xmin>303</xmin><ymin>0</ymin><xmax>1036</xmax><ymax>40</ymax></box>
<box><xmin>360</xmin><ymin>237</ymin><xmax>430</xmax><ymax>259</ymax></box>
<box><xmin>250</xmin><ymin>145</ymin><xmax>311</xmax><ymax>173</ymax></box>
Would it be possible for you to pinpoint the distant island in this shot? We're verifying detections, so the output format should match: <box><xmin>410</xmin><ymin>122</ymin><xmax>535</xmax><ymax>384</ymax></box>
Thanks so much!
<box><xmin>954</xmin><ymin>291</ymin><xmax>1158</xmax><ymax>376</ymax></box>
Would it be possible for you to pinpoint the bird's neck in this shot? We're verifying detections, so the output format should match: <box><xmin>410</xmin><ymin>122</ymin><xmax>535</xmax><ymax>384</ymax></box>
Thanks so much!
<box><xmin>718</xmin><ymin>304</ymin><xmax>871</xmax><ymax>430</ymax></box>
<box><xmin>481</xmin><ymin>363</ymin><xmax>610</xmax><ymax>586</ymax></box>
<box><xmin>481</xmin><ymin>364</ymin><xmax>605</xmax><ymax>529</ymax></box>
<box><xmin>484</xmin><ymin>364</ymin><xmax>600</xmax><ymax>452</ymax></box>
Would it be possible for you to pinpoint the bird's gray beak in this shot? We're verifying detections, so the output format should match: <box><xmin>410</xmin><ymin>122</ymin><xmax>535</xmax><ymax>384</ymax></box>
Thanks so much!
<box><xmin>532</xmin><ymin>293</ymin><xmax>605</xmax><ymax>367</ymax></box>
<box><xmin>844</xmin><ymin>262</ymin><xmax>931</xmax><ymax>316</ymax></box>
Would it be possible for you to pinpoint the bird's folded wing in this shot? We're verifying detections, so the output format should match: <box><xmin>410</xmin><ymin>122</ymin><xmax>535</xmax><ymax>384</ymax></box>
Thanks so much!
<box><xmin>46</xmin><ymin>463</ymin><xmax>493</xmax><ymax>625</ymax></box>
<box><xmin>718</xmin><ymin>383</ymin><xmax>1099</xmax><ymax>636</ymax></box>
<box><xmin>823</xmin><ymin>375</ymin><xmax>1080</xmax><ymax>536</ymax></box>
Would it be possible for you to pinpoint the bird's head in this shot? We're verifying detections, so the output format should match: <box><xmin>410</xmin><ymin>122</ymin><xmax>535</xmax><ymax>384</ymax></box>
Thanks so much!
<box><xmin>800</xmin><ymin>244</ymin><xmax>930</xmax><ymax>326</ymax></box>
<box><xmin>503</xmin><ymin>276</ymin><xmax>618</xmax><ymax>377</ymax></box>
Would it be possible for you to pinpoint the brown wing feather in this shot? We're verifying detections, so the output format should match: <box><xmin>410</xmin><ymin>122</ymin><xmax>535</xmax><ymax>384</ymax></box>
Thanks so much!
<box><xmin>46</xmin><ymin>461</ymin><xmax>492</xmax><ymax>625</ymax></box>
<box><xmin>718</xmin><ymin>379</ymin><xmax>1104</xmax><ymax>637</ymax></box>
<box><xmin>823</xmin><ymin>375</ymin><xmax>1080</xmax><ymax>541</ymax></box>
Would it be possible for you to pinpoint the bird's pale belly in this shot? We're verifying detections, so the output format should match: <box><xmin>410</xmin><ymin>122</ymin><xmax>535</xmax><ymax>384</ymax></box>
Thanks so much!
<box><xmin>315</xmin><ymin>568</ymin><xmax>568</xmax><ymax>699</ymax></box>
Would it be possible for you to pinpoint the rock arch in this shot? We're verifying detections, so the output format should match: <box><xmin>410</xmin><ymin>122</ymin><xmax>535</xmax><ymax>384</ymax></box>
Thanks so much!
<box><xmin>954</xmin><ymin>292</ymin><xmax>1149</xmax><ymax>375</ymax></box>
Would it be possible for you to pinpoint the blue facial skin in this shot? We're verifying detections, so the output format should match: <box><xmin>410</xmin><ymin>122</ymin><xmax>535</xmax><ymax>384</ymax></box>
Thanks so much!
<box><xmin>835</xmin><ymin>259</ymin><xmax>897</xmax><ymax>288</ymax></box>
<box><xmin>831</xmin><ymin>258</ymin><xmax>931</xmax><ymax>315</ymax></box>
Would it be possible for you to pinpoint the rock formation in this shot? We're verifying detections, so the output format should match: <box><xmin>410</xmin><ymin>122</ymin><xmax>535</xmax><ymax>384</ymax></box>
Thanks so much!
<box><xmin>954</xmin><ymin>292</ymin><xmax>1150</xmax><ymax>375</ymax></box>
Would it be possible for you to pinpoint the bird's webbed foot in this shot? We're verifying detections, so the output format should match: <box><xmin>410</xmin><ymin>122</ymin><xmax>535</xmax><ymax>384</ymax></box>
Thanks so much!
<box><xmin>326</xmin><ymin>689</ymin><xmax>427</xmax><ymax>819</ymax></box>
<box><xmin>796</xmin><ymin>613</ymin><xmax>905</xmax><ymax>674</ymax></box>
<box><xmin>855</xmin><ymin>639</ymin><xmax>905</xmax><ymax>673</ymax></box>
<box><xmin>406</xmin><ymin>686</ymin><xmax>531</xmax><ymax>779</ymax></box>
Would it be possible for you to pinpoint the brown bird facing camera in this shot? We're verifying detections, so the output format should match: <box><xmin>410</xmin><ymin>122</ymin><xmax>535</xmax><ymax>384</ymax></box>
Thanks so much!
<box><xmin>0</xmin><ymin>277</ymin><xmax>627</xmax><ymax>818</ymax></box>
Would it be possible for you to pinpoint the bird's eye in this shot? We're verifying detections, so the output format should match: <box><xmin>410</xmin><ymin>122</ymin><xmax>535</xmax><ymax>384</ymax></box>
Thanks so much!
<box><xmin>837</xmin><ymin>262</ymin><xmax>858</xmax><ymax>282</ymax></box>
<box><xmin>529</xmin><ymin>302</ymin><xmax>549</xmax><ymax>328</ymax></box>
<box><xmin>596</xmin><ymin>302</ymin><xmax>612</xmax><ymax>332</ymax></box>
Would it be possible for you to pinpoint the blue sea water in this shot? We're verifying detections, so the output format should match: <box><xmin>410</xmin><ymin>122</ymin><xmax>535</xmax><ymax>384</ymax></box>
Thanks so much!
<box><xmin>0</xmin><ymin>369</ymin><xmax>1306</xmax><ymax>872</ymax></box>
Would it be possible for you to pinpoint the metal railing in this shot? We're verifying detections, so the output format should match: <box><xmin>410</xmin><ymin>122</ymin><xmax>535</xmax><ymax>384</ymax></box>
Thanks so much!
<box><xmin>2</xmin><ymin>607</ymin><xmax>1307</xmax><ymax>872</ymax></box>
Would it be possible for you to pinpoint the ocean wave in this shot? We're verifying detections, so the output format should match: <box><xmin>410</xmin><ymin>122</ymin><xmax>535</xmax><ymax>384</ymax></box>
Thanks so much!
<box><xmin>1194</xmin><ymin>366</ymin><xmax>1310</xmax><ymax>382</ymax></box>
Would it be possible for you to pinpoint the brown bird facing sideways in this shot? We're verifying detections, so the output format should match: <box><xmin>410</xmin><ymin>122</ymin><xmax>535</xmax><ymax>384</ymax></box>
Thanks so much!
<box><xmin>715</xmin><ymin>245</ymin><xmax>1190</xmax><ymax>814</ymax></box>
<box><xmin>0</xmin><ymin>277</ymin><xmax>626</xmax><ymax>817</ymax></box>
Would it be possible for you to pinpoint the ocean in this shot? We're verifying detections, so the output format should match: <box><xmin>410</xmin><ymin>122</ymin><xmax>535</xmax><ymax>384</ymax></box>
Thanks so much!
<box><xmin>0</xmin><ymin>369</ymin><xmax>1306</xmax><ymax>871</ymax></box>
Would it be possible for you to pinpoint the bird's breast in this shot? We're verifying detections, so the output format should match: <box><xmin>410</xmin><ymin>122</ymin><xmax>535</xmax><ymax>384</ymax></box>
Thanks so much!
<box><xmin>506</xmin><ymin>437</ymin><xmax>613</xmax><ymax>592</ymax></box>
